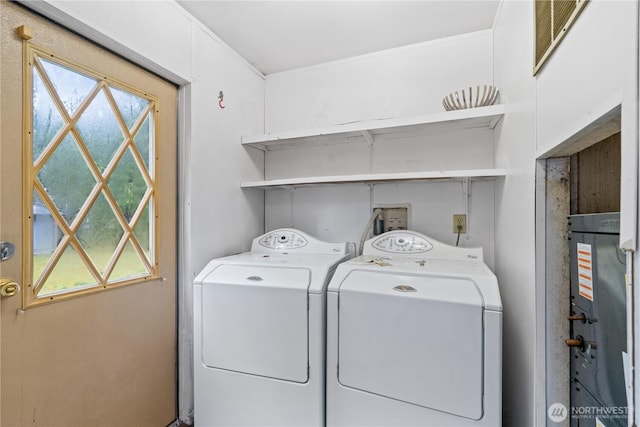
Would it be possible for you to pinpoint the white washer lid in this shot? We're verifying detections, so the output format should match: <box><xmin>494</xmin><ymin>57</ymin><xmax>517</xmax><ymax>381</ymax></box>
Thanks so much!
<box><xmin>338</xmin><ymin>269</ymin><xmax>484</xmax><ymax>420</ymax></box>
<box><xmin>201</xmin><ymin>263</ymin><xmax>311</xmax><ymax>290</ymax></box>
<box><xmin>201</xmin><ymin>264</ymin><xmax>309</xmax><ymax>382</ymax></box>
<box><xmin>328</xmin><ymin>256</ymin><xmax>502</xmax><ymax>311</ymax></box>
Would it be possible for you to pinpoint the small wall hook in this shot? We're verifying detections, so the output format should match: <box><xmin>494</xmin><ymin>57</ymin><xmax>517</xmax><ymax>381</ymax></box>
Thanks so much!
<box><xmin>218</xmin><ymin>91</ymin><xmax>225</xmax><ymax>109</ymax></box>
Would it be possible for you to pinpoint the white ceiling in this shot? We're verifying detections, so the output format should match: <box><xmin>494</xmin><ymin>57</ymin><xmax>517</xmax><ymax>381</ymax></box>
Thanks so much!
<box><xmin>176</xmin><ymin>1</ymin><xmax>501</xmax><ymax>75</ymax></box>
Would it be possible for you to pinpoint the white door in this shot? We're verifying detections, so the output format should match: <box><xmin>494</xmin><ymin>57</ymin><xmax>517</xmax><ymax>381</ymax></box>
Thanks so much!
<box><xmin>0</xmin><ymin>2</ymin><xmax>178</xmax><ymax>425</ymax></box>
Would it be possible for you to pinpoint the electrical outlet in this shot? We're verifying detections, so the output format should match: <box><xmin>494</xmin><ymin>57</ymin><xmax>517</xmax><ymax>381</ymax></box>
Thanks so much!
<box><xmin>453</xmin><ymin>214</ymin><xmax>467</xmax><ymax>234</ymax></box>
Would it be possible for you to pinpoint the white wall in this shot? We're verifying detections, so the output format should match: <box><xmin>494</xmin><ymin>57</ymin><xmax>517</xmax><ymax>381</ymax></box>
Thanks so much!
<box><xmin>537</xmin><ymin>0</ymin><xmax>637</xmax><ymax>252</ymax></box>
<box><xmin>262</xmin><ymin>31</ymin><xmax>497</xmax><ymax>268</ymax></box>
<box><xmin>188</xmin><ymin>30</ymin><xmax>265</xmax><ymax>272</ymax></box>
<box><xmin>492</xmin><ymin>2</ymin><xmax>538</xmax><ymax>425</ymax></box>
<box><xmin>266</xmin><ymin>181</ymin><xmax>496</xmax><ymax>269</ymax></box>
<box><xmin>23</xmin><ymin>1</ymin><xmax>266</xmax><ymax>423</ymax></box>
<box><xmin>535</xmin><ymin>1</ymin><xmax>634</xmax><ymax>153</ymax></box>
<box><xmin>266</xmin><ymin>30</ymin><xmax>494</xmax><ymax>132</ymax></box>
<box><xmin>264</xmin><ymin>128</ymin><xmax>495</xmax><ymax>181</ymax></box>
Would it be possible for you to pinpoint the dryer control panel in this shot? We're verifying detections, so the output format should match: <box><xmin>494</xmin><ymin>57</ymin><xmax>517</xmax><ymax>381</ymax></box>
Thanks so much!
<box><xmin>252</xmin><ymin>228</ymin><xmax>352</xmax><ymax>255</ymax></box>
<box><xmin>370</xmin><ymin>232</ymin><xmax>433</xmax><ymax>254</ymax></box>
<box><xmin>257</xmin><ymin>230</ymin><xmax>308</xmax><ymax>250</ymax></box>
<box><xmin>363</xmin><ymin>230</ymin><xmax>483</xmax><ymax>261</ymax></box>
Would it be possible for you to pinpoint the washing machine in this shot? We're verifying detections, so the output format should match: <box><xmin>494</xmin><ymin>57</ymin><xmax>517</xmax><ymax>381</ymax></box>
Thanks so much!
<box><xmin>326</xmin><ymin>230</ymin><xmax>502</xmax><ymax>426</ymax></box>
<box><xmin>194</xmin><ymin>228</ymin><xmax>354</xmax><ymax>426</ymax></box>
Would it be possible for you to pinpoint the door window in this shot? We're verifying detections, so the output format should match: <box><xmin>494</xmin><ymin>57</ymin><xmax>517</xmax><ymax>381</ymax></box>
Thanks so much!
<box><xmin>26</xmin><ymin>44</ymin><xmax>158</xmax><ymax>305</ymax></box>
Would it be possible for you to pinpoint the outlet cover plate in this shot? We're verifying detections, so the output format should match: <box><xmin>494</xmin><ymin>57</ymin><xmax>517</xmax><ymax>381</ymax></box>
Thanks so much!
<box><xmin>453</xmin><ymin>214</ymin><xmax>467</xmax><ymax>234</ymax></box>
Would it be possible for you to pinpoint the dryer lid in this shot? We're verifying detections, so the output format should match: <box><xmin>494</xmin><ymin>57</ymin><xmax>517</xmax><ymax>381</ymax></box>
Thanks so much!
<box><xmin>338</xmin><ymin>270</ymin><xmax>484</xmax><ymax>420</ymax></box>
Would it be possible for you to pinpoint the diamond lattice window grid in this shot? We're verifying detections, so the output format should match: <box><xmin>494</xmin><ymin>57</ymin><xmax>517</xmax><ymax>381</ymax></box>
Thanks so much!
<box><xmin>25</xmin><ymin>46</ymin><xmax>159</xmax><ymax>305</ymax></box>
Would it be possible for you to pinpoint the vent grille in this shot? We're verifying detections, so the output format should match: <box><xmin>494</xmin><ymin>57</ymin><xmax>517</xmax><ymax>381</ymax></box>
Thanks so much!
<box><xmin>535</xmin><ymin>0</ymin><xmax>553</xmax><ymax>65</ymax></box>
<box><xmin>553</xmin><ymin>0</ymin><xmax>577</xmax><ymax>37</ymax></box>
<box><xmin>535</xmin><ymin>0</ymin><xmax>588</xmax><ymax>75</ymax></box>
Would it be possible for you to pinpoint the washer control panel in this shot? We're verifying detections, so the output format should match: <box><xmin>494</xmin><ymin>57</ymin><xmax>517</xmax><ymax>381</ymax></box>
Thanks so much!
<box><xmin>258</xmin><ymin>230</ymin><xmax>308</xmax><ymax>250</ymax></box>
<box><xmin>370</xmin><ymin>232</ymin><xmax>433</xmax><ymax>254</ymax></box>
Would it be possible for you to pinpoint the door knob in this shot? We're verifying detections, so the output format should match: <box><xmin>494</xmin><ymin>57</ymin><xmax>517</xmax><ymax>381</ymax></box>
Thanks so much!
<box><xmin>0</xmin><ymin>278</ymin><xmax>20</xmax><ymax>297</ymax></box>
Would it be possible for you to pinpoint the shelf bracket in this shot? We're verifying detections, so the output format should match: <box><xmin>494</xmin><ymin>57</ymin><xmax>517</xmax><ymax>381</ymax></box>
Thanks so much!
<box><xmin>462</xmin><ymin>177</ymin><xmax>470</xmax><ymax>239</ymax></box>
<box><xmin>361</xmin><ymin>130</ymin><xmax>375</xmax><ymax>147</ymax></box>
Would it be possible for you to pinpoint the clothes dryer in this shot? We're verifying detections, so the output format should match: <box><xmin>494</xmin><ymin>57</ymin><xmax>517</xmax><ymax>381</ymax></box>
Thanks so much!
<box><xmin>194</xmin><ymin>229</ymin><xmax>354</xmax><ymax>426</ymax></box>
<box><xmin>326</xmin><ymin>231</ymin><xmax>502</xmax><ymax>426</ymax></box>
